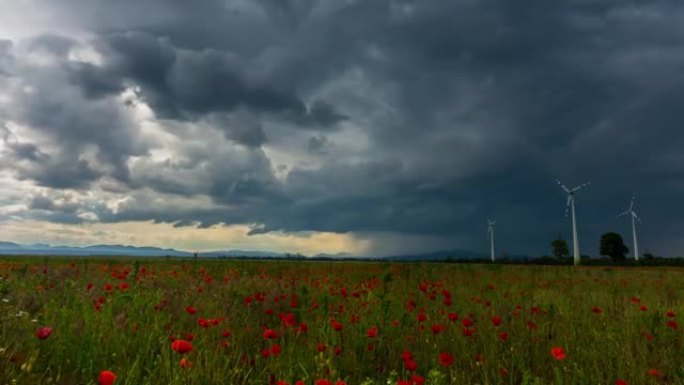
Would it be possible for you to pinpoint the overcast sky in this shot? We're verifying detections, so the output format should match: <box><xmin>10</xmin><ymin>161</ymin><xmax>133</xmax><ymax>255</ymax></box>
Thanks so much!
<box><xmin>1</xmin><ymin>0</ymin><xmax>683</xmax><ymax>257</ymax></box>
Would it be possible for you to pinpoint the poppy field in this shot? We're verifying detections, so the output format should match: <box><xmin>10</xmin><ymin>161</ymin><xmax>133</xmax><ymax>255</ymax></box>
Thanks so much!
<box><xmin>1</xmin><ymin>259</ymin><xmax>683</xmax><ymax>385</ymax></box>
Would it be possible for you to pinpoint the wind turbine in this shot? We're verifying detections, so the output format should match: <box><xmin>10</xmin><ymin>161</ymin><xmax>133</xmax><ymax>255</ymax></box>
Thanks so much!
<box><xmin>618</xmin><ymin>193</ymin><xmax>641</xmax><ymax>261</ymax></box>
<box><xmin>487</xmin><ymin>218</ymin><xmax>496</xmax><ymax>262</ymax></box>
<box><xmin>557</xmin><ymin>180</ymin><xmax>590</xmax><ymax>266</ymax></box>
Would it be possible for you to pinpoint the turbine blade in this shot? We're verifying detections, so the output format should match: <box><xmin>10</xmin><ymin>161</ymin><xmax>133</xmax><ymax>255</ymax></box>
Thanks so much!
<box><xmin>556</xmin><ymin>180</ymin><xmax>570</xmax><ymax>193</ymax></box>
<box><xmin>571</xmin><ymin>181</ymin><xmax>590</xmax><ymax>192</ymax></box>
<box><xmin>617</xmin><ymin>210</ymin><xmax>629</xmax><ymax>217</ymax></box>
<box><xmin>629</xmin><ymin>193</ymin><xmax>636</xmax><ymax>211</ymax></box>
<box><xmin>633</xmin><ymin>212</ymin><xmax>641</xmax><ymax>223</ymax></box>
<box><xmin>565</xmin><ymin>196</ymin><xmax>571</xmax><ymax>217</ymax></box>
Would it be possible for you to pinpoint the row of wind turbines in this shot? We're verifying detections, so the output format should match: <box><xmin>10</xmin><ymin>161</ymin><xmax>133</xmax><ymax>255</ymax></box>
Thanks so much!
<box><xmin>487</xmin><ymin>180</ymin><xmax>642</xmax><ymax>266</ymax></box>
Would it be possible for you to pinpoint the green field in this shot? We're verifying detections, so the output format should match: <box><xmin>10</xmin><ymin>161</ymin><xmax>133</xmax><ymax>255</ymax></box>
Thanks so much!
<box><xmin>0</xmin><ymin>258</ymin><xmax>682</xmax><ymax>385</ymax></box>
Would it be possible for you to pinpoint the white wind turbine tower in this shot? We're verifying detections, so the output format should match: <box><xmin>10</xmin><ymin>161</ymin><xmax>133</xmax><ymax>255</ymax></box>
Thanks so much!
<box><xmin>557</xmin><ymin>180</ymin><xmax>590</xmax><ymax>266</ymax></box>
<box><xmin>487</xmin><ymin>218</ymin><xmax>496</xmax><ymax>262</ymax></box>
<box><xmin>618</xmin><ymin>193</ymin><xmax>641</xmax><ymax>261</ymax></box>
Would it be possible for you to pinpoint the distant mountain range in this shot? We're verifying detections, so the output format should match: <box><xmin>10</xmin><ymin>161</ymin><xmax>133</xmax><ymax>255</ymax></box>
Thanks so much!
<box><xmin>0</xmin><ymin>241</ymin><xmax>490</xmax><ymax>260</ymax></box>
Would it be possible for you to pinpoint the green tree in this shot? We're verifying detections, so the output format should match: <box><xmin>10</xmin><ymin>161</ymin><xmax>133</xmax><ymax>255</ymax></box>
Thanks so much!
<box><xmin>551</xmin><ymin>238</ymin><xmax>569</xmax><ymax>258</ymax></box>
<box><xmin>600</xmin><ymin>232</ymin><xmax>629</xmax><ymax>260</ymax></box>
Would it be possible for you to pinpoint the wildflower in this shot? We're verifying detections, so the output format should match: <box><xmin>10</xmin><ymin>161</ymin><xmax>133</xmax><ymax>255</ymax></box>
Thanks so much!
<box><xmin>491</xmin><ymin>316</ymin><xmax>502</xmax><ymax>326</ymax></box>
<box><xmin>330</xmin><ymin>320</ymin><xmax>343</xmax><ymax>331</ymax></box>
<box><xmin>171</xmin><ymin>339</ymin><xmax>193</xmax><ymax>354</ymax></box>
<box><xmin>185</xmin><ymin>306</ymin><xmax>197</xmax><ymax>315</ymax></box>
<box><xmin>179</xmin><ymin>358</ymin><xmax>192</xmax><ymax>368</ymax></box>
<box><xmin>439</xmin><ymin>352</ymin><xmax>453</xmax><ymax>367</ymax></box>
<box><xmin>550</xmin><ymin>347</ymin><xmax>566</xmax><ymax>360</ymax></box>
<box><xmin>499</xmin><ymin>331</ymin><xmax>509</xmax><ymax>341</ymax></box>
<box><xmin>36</xmin><ymin>326</ymin><xmax>53</xmax><ymax>340</ymax></box>
<box><xmin>367</xmin><ymin>326</ymin><xmax>378</xmax><ymax>338</ymax></box>
<box><xmin>647</xmin><ymin>369</ymin><xmax>661</xmax><ymax>377</ymax></box>
<box><xmin>98</xmin><ymin>370</ymin><xmax>117</xmax><ymax>385</ymax></box>
<box><xmin>615</xmin><ymin>380</ymin><xmax>628</xmax><ymax>385</ymax></box>
<box><xmin>591</xmin><ymin>306</ymin><xmax>602</xmax><ymax>314</ymax></box>
<box><xmin>263</xmin><ymin>329</ymin><xmax>279</xmax><ymax>339</ymax></box>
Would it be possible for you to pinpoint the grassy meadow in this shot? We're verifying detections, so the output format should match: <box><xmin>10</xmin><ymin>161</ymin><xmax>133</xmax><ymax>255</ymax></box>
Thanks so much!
<box><xmin>0</xmin><ymin>258</ymin><xmax>683</xmax><ymax>385</ymax></box>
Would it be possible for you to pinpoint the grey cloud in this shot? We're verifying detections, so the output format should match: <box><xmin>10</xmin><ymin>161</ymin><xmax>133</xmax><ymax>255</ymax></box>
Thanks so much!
<box><xmin>307</xmin><ymin>135</ymin><xmax>329</xmax><ymax>155</ymax></box>
<box><xmin>66</xmin><ymin>31</ymin><xmax>346</xmax><ymax>130</ymax></box>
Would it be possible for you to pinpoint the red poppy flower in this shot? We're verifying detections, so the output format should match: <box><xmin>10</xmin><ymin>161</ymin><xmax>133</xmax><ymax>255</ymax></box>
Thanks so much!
<box><xmin>491</xmin><ymin>316</ymin><xmax>502</xmax><ymax>326</ymax></box>
<box><xmin>401</xmin><ymin>350</ymin><xmax>413</xmax><ymax>361</ymax></box>
<box><xmin>666</xmin><ymin>310</ymin><xmax>676</xmax><ymax>318</ymax></box>
<box><xmin>615</xmin><ymin>380</ymin><xmax>628</xmax><ymax>385</ymax></box>
<box><xmin>36</xmin><ymin>326</ymin><xmax>53</xmax><ymax>340</ymax></box>
<box><xmin>667</xmin><ymin>320</ymin><xmax>678</xmax><ymax>330</ymax></box>
<box><xmin>315</xmin><ymin>379</ymin><xmax>331</xmax><ymax>385</ymax></box>
<box><xmin>461</xmin><ymin>318</ymin><xmax>473</xmax><ymax>327</ymax></box>
<box><xmin>405</xmin><ymin>360</ymin><xmax>418</xmax><ymax>371</ymax></box>
<box><xmin>271</xmin><ymin>344</ymin><xmax>282</xmax><ymax>355</ymax></box>
<box><xmin>179</xmin><ymin>358</ymin><xmax>192</xmax><ymax>368</ymax></box>
<box><xmin>550</xmin><ymin>347</ymin><xmax>566</xmax><ymax>360</ymax></box>
<box><xmin>171</xmin><ymin>339</ymin><xmax>193</xmax><ymax>354</ymax></box>
<box><xmin>98</xmin><ymin>370</ymin><xmax>117</xmax><ymax>385</ymax></box>
<box><xmin>263</xmin><ymin>329</ymin><xmax>279</xmax><ymax>339</ymax></box>
<box><xmin>330</xmin><ymin>320</ymin><xmax>343</xmax><ymax>331</ymax></box>
<box><xmin>647</xmin><ymin>369</ymin><xmax>661</xmax><ymax>377</ymax></box>
<box><xmin>448</xmin><ymin>312</ymin><xmax>459</xmax><ymax>322</ymax></box>
<box><xmin>431</xmin><ymin>324</ymin><xmax>445</xmax><ymax>334</ymax></box>
<box><xmin>499</xmin><ymin>331</ymin><xmax>509</xmax><ymax>341</ymax></box>
<box><xmin>185</xmin><ymin>306</ymin><xmax>197</xmax><ymax>315</ymax></box>
<box><xmin>439</xmin><ymin>352</ymin><xmax>453</xmax><ymax>367</ymax></box>
<box><xmin>367</xmin><ymin>326</ymin><xmax>378</xmax><ymax>338</ymax></box>
<box><xmin>591</xmin><ymin>307</ymin><xmax>602</xmax><ymax>314</ymax></box>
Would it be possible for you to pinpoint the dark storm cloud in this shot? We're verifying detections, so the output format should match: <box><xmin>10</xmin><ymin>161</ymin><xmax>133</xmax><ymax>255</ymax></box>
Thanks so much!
<box><xmin>67</xmin><ymin>31</ymin><xmax>346</xmax><ymax>128</ymax></box>
<box><xmin>3</xmin><ymin>0</ymin><xmax>684</xmax><ymax>255</ymax></box>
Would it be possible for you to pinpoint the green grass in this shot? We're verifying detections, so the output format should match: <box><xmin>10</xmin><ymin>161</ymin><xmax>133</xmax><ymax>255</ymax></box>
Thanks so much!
<box><xmin>0</xmin><ymin>258</ymin><xmax>683</xmax><ymax>384</ymax></box>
